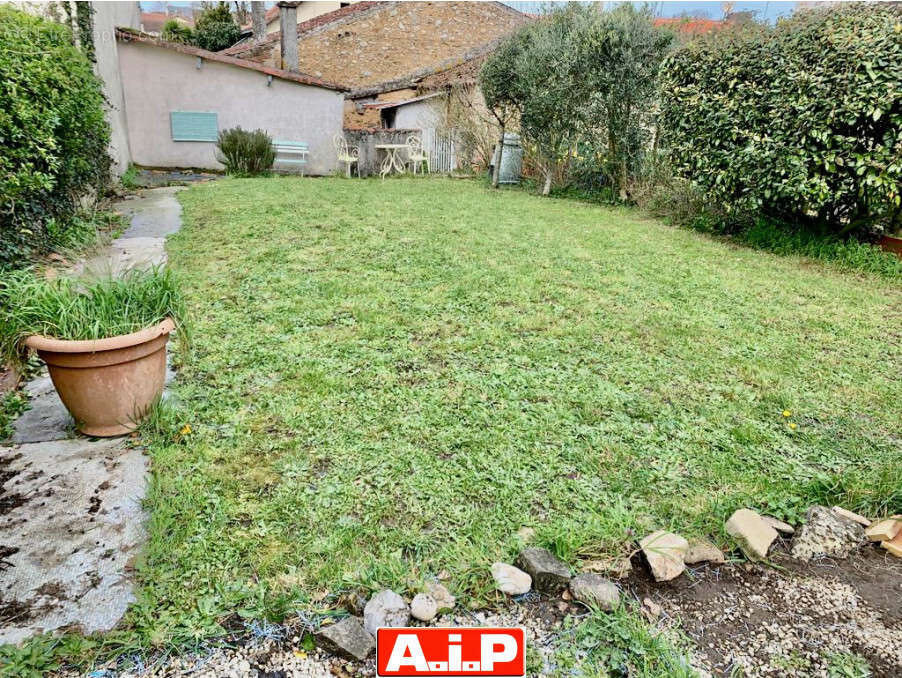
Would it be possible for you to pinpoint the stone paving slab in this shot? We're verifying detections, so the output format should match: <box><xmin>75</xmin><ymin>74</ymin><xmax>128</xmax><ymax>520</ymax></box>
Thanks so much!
<box><xmin>0</xmin><ymin>438</ymin><xmax>148</xmax><ymax>645</ymax></box>
<box><xmin>11</xmin><ymin>376</ymin><xmax>72</xmax><ymax>445</ymax></box>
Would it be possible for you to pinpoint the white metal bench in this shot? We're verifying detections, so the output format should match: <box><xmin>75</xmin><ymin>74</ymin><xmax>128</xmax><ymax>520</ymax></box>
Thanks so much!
<box><xmin>273</xmin><ymin>140</ymin><xmax>309</xmax><ymax>174</ymax></box>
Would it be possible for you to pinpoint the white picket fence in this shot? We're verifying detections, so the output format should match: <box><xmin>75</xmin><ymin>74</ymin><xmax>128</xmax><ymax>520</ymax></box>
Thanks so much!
<box><xmin>422</xmin><ymin>128</ymin><xmax>457</xmax><ymax>173</ymax></box>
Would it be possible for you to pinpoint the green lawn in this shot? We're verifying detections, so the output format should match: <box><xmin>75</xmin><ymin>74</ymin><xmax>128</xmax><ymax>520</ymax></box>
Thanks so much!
<box><xmin>138</xmin><ymin>176</ymin><xmax>900</xmax><ymax>645</ymax></box>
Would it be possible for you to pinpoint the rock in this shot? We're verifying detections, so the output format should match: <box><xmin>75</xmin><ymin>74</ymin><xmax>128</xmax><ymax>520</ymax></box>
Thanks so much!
<box><xmin>639</xmin><ymin>531</ymin><xmax>689</xmax><ymax>581</ymax></box>
<box><xmin>569</xmin><ymin>574</ymin><xmax>620</xmax><ymax>611</ymax></box>
<box><xmin>314</xmin><ymin>617</ymin><xmax>375</xmax><ymax>661</ymax></box>
<box><xmin>426</xmin><ymin>582</ymin><xmax>455</xmax><ymax>613</ymax></box>
<box><xmin>491</xmin><ymin>562</ymin><xmax>531</xmax><ymax>595</ymax></box>
<box><xmin>611</xmin><ymin>558</ymin><xmax>633</xmax><ymax>578</ymax></box>
<box><xmin>514</xmin><ymin>548</ymin><xmax>571</xmax><ymax>594</ymax></box>
<box><xmin>865</xmin><ymin>518</ymin><xmax>902</xmax><ymax>542</ymax></box>
<box><xmin>363</xmin><ymin>590</ymin><xmax>410</xmax><ymax>636</ymax></box>
<box><xmin>832</xmin><ymin>506</ymin><xmax>870</xmax><ymax>527</ymax></box>
<box><xmin>641</xmin><ymin>597</ymin><xmax>662</xmax><ymax>620</ymax></box>
<box><xmin>684</xmin><ymin>539</ymin><xmax>725</xmax><ymax>565</ymax></box>
<box><xmin>516</xmin><ymin>526</ymin><xmax>536</xmax><ymax>542</ymax></box>
<box><xmin>883</xmin><ymin>531</ymin><xmax>902</xmax><ymax>558</ymax></box>
<box><xmin>410</xmin><ymin>594</ymin><xmax>437</xmax><ymax>622</ymax></box>
<box><xmin>762</xmin><ymin>516</ymin><xmax>795</xmax><ymax>535</ymax></box>
<box><xmin>725</xmin><ymin>509</ymin><xmax>778</xmax><ymax>562</ymax></box>
<box><xmin>790</xmin><ymin>505</ymin><xmax>866</xmax><ymax>562</ymax></box>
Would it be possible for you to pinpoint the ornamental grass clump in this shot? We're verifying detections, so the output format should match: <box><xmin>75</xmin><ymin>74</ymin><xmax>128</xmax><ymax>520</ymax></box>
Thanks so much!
<box><xmin>0</xmin><ymin>266</ymin><xmax>187</xmax><ymax>368</ymax></box>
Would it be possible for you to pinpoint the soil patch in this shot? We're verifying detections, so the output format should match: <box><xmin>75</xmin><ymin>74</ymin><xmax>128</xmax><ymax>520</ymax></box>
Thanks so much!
<box><xmin>626</xmin><ymin>543</ymin><xmax>902</xmax><ymax>677</ymax></box>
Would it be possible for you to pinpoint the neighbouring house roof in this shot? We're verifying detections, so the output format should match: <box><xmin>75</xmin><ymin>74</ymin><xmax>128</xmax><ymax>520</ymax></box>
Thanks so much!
<box><xmin>346</xmin><ymin>37</ymin><xmax>509</xmax><ymax>99</ymax></box>
<box><xmin>140</xmin><ymin>12</ymin><xmax>193</xmax><ymax>34</ymax></box>
<box><xmin>226</xmin><ymin>2</ymin><xmax>382</xmax><ymax>55</ymax></box>
<box><xmin>361</xmin><ymin>92</ymin><xmax>444</xmax><ymax>110</ymax></box>
<box><xmin>223</xmin><ymin>1</ymin><xmax>530</xmax><ymax>90</ymax></box>
<box><xmin>114</xmin><ymin>28</ymin><xmax>349</xmax><ymax>92</ymax></box>
<box><xmin>652</xmin><ymin>17</ymin><xmax>726</xmax><ymax>36</ymax></box>
<box><xmin>240</xmin><ymin>5</ymin><xmax>281</xmax><ymax>32</ymax></box>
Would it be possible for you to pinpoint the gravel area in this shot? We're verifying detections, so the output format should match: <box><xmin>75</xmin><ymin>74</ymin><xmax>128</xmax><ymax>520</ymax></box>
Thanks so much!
<box><xmin>63</xmin><ymin>603</ymin><xmax>568</xmax><ymax>678</ymax></box>
<box><xmin>59</xmin><ymin>547</ymin><xmax>901</xmax><ymax>677</ymax></box>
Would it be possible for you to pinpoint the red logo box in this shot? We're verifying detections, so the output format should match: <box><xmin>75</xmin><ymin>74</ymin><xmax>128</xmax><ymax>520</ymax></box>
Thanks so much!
<box><xmin>376</xmin><ymin>627</ymin><xmax>525</xmax><ymax>676</ymax></box>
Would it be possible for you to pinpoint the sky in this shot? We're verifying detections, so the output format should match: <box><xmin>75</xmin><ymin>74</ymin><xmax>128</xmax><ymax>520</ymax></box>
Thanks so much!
<box><xmin>504</xmin><ymin>1</ymin><xmax>799</xmax><ymax>21</ymax></box>
<box><xmin>140</xmin><ymin>1</ymin><xmax>801</xmax><ymax>22</ymax></box>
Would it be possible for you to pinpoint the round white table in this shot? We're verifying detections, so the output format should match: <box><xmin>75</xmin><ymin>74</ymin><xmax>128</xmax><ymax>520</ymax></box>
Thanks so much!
<box><xmin>375</xmin><ymin>143</ymin><xmax>409</xmax><ymax>178</ymax></box>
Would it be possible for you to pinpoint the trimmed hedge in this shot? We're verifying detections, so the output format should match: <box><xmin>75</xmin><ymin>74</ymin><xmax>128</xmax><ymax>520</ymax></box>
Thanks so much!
<box><xmin>0</xmin><ymin>7</ymin><xmax>111</xmax><ymax>269</ymax></box>
<box><xmin>660</xmin><ymin>4</ymin><xmax>902</xmax><ymax>236</ymax></box>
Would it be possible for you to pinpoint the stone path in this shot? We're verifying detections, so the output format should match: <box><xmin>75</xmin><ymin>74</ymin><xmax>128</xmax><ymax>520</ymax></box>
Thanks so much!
<box><xmin>0</xmin><ymin>188</ymin><xmax>183</xmax><ymax>645</ymax></box>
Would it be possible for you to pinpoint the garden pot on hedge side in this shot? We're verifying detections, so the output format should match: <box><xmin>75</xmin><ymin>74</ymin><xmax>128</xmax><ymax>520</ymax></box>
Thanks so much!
<box><xmin>24</xmin><ymin>318</ymin><xmax>174</xmax><ymax>437</ymax></box>
<box><xmin>878</xmin><ymin>234</ymin><xmax>902</xmax><ymax>257</ymax></box>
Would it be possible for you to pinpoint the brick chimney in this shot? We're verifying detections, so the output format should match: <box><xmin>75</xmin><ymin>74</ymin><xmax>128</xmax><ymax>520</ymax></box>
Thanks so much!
<box><xmin>277</xmin><ymin>2</ymin><xmax>300</xmax><ymax>72</ymax></box>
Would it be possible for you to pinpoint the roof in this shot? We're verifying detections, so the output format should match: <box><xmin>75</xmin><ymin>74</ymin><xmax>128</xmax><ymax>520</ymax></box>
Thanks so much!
<box><xmin>223</xmin><ymin>2</ymin><xmax>530</xmax><ymax>90</ymax></box>
<box><xmin>140</xmin><ymin>12</ymin><xmax>193</xmax><ymax>34</ymax></box>
<box><xmin>224</xmin><ymin>2</ymin><xmax>384</xmax><ymax>56</ymax></box>
<box><xmin>240</xmin><ymin>5</ymin><xmax>281</xmax><ymax>31</ymax></box>
<box><xmin>347</xmin><ymin>40</ymin><xmax>498</xmax><ymax>99</ymax></box>
<box><xmin>362</xmin><ymin>92</ymin><xmax>444</xmax><ymax>110</ymax></box>
<box><xmin>652</xmin><ymin>17</ymin><xmax>726</xmax><ymax>36</ymax></box>
<box><xmin>115</xmin><ymin>28</ymin><xmax>349</xmax><ymax>92</ymax></box>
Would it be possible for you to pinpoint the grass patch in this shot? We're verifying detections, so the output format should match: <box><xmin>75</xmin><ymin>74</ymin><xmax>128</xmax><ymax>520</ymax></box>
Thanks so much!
<box><xmin>79</xmin><ymin>176</ymin><xmax>901</xmax><ymax>652</ymax></box>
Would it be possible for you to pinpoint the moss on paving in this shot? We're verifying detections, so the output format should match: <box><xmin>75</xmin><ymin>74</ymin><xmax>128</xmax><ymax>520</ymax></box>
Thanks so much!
<box><xmin>133</xmin><ymin>176</ymin><xmax>900</xmax><ymax>646</ymax></box>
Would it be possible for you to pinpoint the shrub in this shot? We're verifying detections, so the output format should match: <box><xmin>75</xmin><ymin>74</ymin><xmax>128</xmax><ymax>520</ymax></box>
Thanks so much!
<box><xmin>660</xmin><ymin>4</ymin><xmax>902</xmax><ymax>236</ymax></box>
<box><xmin>215</xmin><ymin>127</ymin><xmax>276</xmax><ymax>176</ymax></box>
<box><xmin>0</xmin><ymin>7</ymin><xmax>112</xmax><ymax>269</ymax></box>
<box><xmin>161</xmin><ymin>18</ymin><xmax>194</xmax><ymax>44</ymax></box>
<box><xmin>192</xmin><ymin>2</ymin><xmax>240</xmax><ymax>52</ymax></box>
<box><xmin>0</xmin><ymin>266</ymin><xmax>187</xmax><ymax>369</ymax></box>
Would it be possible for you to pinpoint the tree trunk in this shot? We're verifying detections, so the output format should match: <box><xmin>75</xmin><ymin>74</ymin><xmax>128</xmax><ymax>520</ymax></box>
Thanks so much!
<box><xmin>251</xmin><ymin>1</ymin><xmax>266</xmax><ymax>43</ymax></box>
<box><xmin>542</xmin><ymin>165</ymin><xmax>553</xmax><ymax>196</ymax></box>
<box><xmin>491</xmin><ymin>124</ymin><xmax>505</xmax><ymax>188</ymax></box>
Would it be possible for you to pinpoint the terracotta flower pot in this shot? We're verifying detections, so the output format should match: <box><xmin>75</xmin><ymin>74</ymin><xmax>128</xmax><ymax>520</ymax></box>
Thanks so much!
<box><xmin>878</xmin><ymin>234</ymin><xmax>902</xmax><ymax>258</ymax></box>
<box><xmin>24</xmin><ymin>318</ymin><xmax>175</xmax><ymax>437</ymax></box>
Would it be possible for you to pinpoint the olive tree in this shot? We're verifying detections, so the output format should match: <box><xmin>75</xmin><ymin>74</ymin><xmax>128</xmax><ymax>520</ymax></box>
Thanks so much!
<box><xmin>481</xmin><ymin>8</ymin><xmax>586</xmax><ymax>195</ymax></box>
<box><xmin>576</xmin><ymin>4</ymin><xmax>673</xmax><ymax>199</ymax></box>
<box><xmin>479</xmin><ymin>37</ymin><xmax>525</xmax><ymax>188</ymax></box>
<box><xmin>481</xmin><ymin>3</ymin><xmax>672</xmax><ymax>197</ymax></box>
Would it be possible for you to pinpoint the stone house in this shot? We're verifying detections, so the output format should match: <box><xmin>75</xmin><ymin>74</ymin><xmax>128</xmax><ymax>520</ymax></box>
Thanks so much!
<box><xmin>225</xmin><ymin>1</ymin><xmax>529</xmax><ymax>173</ymax></box>
<box><xmin>224</xmin><ymin>1</ymin><xmax>529</xmax><ymax>128</ymax></box>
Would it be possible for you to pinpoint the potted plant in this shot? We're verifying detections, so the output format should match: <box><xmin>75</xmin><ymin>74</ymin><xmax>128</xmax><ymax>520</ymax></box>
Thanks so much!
<box><xmin>879</xmin><ymin>227</ymin><xmax>902</xmax><ymax>257</ymax></box>
<box><xmin>0</xmin><ymin>267</ymin><xmax>186</xmax><ymax>437</ymax></box>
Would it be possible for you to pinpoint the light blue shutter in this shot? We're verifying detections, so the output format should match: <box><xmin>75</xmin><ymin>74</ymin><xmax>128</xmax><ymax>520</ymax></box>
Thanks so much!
<box><xmin>170</xmin><ymin>112</ymin><xmax>218</xmax><ymax>142</ymax></box>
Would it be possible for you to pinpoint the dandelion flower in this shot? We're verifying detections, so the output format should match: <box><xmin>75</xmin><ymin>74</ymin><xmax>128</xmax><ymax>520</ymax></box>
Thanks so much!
<box><xmin>789</xmin><ymin>422</ymin><xmax>797</xmax><ymax>430</ymax></box>
<box><xmin>782</xmin><ymin>410</ymin><xmax>792</xmax><ymax>417</ymax></box>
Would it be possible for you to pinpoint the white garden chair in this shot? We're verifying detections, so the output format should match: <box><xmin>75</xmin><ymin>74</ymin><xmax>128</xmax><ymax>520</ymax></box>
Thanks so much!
<box><xmin>406</xmin><ymin>135</ymin><xmax>430</xmax><ymax>174</ymax></box>
<box><xmin>333</xmin><ymin>133</ymin><xmax>360</xmax><ymax>178</ymax></box>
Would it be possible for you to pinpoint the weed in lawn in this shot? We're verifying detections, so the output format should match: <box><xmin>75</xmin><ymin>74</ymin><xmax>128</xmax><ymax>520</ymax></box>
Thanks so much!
<box><xmin>550</xmin><ymin>605</ymin><xmax>695</xmax><ymax>677</ymax></box>
<box><xmin>827</xmin><ymin>651</ymin><xmax>872</xmax><ymax>678</ymax></box>
<box><xmin>0</xmin><ymin>390</ymin><xmax>28</xmax><ymax>441</ymax></box>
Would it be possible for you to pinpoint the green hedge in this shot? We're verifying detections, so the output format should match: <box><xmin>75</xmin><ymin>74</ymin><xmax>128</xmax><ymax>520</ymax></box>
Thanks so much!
<box><xmin>0</xmin><ymin>7</ymin><xmax>111</xmax><ymax>269</ymax></box>
<box><xmin>660</xmin><ymin>4</ymin><xmax>902</xmax><ymax>236</ymax></box>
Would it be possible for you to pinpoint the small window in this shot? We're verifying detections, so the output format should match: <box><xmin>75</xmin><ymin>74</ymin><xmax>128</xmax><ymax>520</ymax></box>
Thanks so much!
<box><xmin>170</xmin><ymin>111</ymin><xmax>218</xmax><ymax>142</ymax></box>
